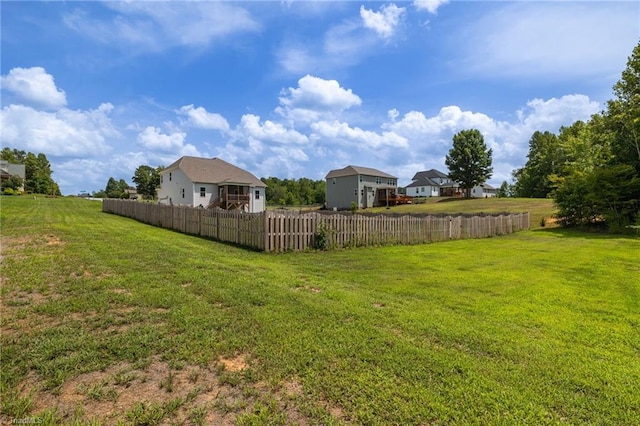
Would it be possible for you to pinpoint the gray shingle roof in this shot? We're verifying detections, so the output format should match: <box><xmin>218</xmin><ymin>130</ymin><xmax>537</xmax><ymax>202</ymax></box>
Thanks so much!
<box><xmin>164</xmin><ymin>156</ymin><xmax>266</xmax><ymax>187</ymax></box>
<box><xmin>411</xmin><ymin>169</ymin><xmax>449</xmax><ymax>181</ymax></box>
<box><xmin>405</xmin><ymin>176</ymin><xmax>438</xmax><ymax>188</ymax></box>
<box><xmin>325</xmin><ymin>165</ymin><xmax>396</xmax><ymax>179</ymax></box>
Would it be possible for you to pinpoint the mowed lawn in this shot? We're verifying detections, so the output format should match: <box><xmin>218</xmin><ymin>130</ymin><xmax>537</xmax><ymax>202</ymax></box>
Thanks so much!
<box><xmin>1</xmin><ymin>197</ymin><xmax>638</xmax><ymax>425</ymax></box>
<box><xmin>368</xmin><ymin>197</ymin><xmax>556</xmax><ymax>230</ymax></box>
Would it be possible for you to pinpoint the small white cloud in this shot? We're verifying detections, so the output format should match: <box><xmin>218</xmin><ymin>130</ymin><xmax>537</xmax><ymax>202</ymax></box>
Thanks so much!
<box><xmin>413</xmin><ymin>0</ymin><xmax>449</xmax><ymax>14</ymax></box>
<box><xmin>360</xmin><ymin>4</ymin><xmax>406</xmax><ymax>39</ymax></box>
<box><xmin>136</xmin><ymin>126</ymin><xmax>200</xmax><ymax>157</ymax></box>
<box><xmin>236</xmin><ymin>114</ymin><xmax>309</xmax><ymax>145</ymax></box>
<box><xmin>311</xmin><ymin>120</ymin><xmax>408</xmax><ymax>149</ymax></box>
<box><xmin>277</xmin><ymin>75</ymin><xmax>362</xmax><ymax>125</ymax></box>
<box><xmin>178</xmin><ymin>105</ymin><xmax>230</xmax><ymax>132</ymax></box>
<box><xmin>517</xmin><ymin>94</ymin><xmax>600</xmax><ymax>129</ymax></box>
<box><xmin>1</xmin><ymin>67</ymin><xmax>67</xmax><ymax>110</ymax></box>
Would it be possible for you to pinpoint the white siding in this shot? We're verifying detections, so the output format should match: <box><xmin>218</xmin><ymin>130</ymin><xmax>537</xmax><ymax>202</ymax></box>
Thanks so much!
<box><xmin>192</xmin><ymin>183</ymin><xmax>217</xmax><ymax>207</ymax></box>
<box><xmin>250</xmin><ymin>187</ymin><xmax>266</xmax><ymax>213</ymax></box>
<box><xmin>158</xmin><ymin>169</ymin><xmax>194</xmax><ymax>206</ymax></box>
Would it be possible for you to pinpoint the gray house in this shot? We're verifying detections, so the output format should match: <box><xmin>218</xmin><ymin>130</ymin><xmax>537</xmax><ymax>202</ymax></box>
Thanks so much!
<box><xmin>325</xmin><ymin>165</ymin><xmax>397</xmax><ymax>210</ymax></box>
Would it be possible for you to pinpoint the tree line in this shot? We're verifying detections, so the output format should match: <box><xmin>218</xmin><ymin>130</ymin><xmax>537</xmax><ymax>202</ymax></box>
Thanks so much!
<box><xmin>1</xmin><ymin>148</ymin><xmax>61</xmax><ymax>196</ymax></box>
<box><xmin>511</xmin><ymin>41</ymin><xmax>640</xmax><ymax>232</ymax></box>
<box><xmin>260</xmin><ymin>177</ymin><xmax>325</xmax><ymax>206</ymax></box>
<box><xmin>92</xmin><ymin>165</ymin><xmax>163</xmax><ymax>199</ymax></box>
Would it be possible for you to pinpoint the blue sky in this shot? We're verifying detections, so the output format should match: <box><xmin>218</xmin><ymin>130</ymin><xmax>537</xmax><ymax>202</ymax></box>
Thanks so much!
<box><xmin>1</xmin><ymin>1</ymin><xmax>638</xmax><ymax>195</ymax></box>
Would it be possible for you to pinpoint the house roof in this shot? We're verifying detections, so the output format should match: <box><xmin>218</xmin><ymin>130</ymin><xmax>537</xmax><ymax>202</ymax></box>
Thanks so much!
<box><xmin>325</xmin><ymin>165</ymin><xmax>396</xmax><ymax>179</ymax></box>
<box><xmin>411</xmin><ymin>169</ymin><xmax>449</xmax><ymax>181</ymax></box>
<box><xmin>405</xmin><ymin>176</ymin><xmax>438</xmax><ymax>188</ymax></box>
<box><xmin>164</xmin><ymin>156</ymin><xmax>266</xmax><ymax>187</ymax></box>
<box><xmin>0</xmin><ymin>161</ymin><xmax>26</xmax><ymax>179</ymax></box>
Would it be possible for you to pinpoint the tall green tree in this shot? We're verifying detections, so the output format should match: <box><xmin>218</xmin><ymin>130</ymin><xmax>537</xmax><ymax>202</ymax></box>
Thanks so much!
<box><xmin>1</xmin><ymin>148</ymin><xmax>26</xmax><ymax>163</ymax></box>
<box><xmin>497</xmin><ymin>181</ymin><xmax>513</xmax><ymax>198</ymax></box>
<box><xmin>607</xmin><ymin>41</ymin><xmax>640</xmax><ymax>173</ymax></box>
<box><xmin>445</xmin><ymin>129</ymin><xmax>493</xmax><ymax>198</ymax></box>
<box><xmin>23</xmin><ymin>152</ymin><xmax>59</xmax><ymax>195</ymax></box>
<box><xmin>105</xmin><ymin>177</ymin><xmax>130</xmax><ymax>198</ymax></box>
<box><xmin>132</xmin><ymin>165</ymin><xmax>161</xmax><ymax>199</ymax></box>
<box><xmin>512</xmin><ymin>131</ymin><xmax>561</xmax><ymax>198</ymax></box>
<box><xmin>552</xmin><ymin>41</ymin><xmax>640</xmax><ymax>231</ymax></box>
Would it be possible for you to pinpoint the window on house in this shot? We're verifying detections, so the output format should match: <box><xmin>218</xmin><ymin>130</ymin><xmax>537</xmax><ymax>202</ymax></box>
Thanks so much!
<box><xmin>255</xmin><ymin>190</ymin><xmax>260</xmax><ymax>200</ymax></box>
<box><xmin>181</xmin><ymin>188</ymin><xmax>185</xmax><ymax>198</ymax></box>
<box><xmin>332</xmin><ymin>178</ymin><xmax>336</xmax><ymax>185</ymax></box>
<box><xmin>421</xmin><ymin>187</ymin><xmax>425</xmax><ymax>193</ymax></box>
<box><xmin>200</xmin><ymin>187</ymin><xmax>206</xmax><ymax>197</ymax></box>
<box><xmin>160</xmin><ymin>175</ymin><xmax>163</xmax><ymax>184</ymax></box>
<box><xmin>169</xmin><ymin>172</ymin><xmax>172</xmax><ymax>181</ymax></box>
<box><xmin>375</xmin><ymin>177</ymin><xmax>381</xmax><ymax>184</ymax></box>
<box><xmin>354</xmin><ymin>189</ymin><xmax>358</xmax><ymax>196</ymax></box>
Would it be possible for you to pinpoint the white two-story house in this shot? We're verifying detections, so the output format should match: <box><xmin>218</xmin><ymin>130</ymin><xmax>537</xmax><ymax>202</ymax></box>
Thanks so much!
<box><xmin>157</xmin><ymin>156</ymin><xmax>266</xmax><ymax>212</ymax></box>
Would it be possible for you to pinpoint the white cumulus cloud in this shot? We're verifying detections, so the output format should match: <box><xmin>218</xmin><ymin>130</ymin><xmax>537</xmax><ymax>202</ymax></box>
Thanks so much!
<box><xmin>136</xmin><ymin>126</ymin><xmax>200</xmax><ymax>157</ymax></box>
<box><xmin>516</xmin><ymin>94</ymin><xmax>600</xmax><ymax>129</ymax></box>
<box><xmin>277</xmin><ymin>75</ymin><xmax>362</xmax><ymax>124</ymax></box>
<box><xmin>413</xmin><ymin>0</ymin><xmax>449</xmax><ymax>14</ymax></box>
<box><xmin>311</xmin><ymin>120</ymin><xmax>408</xmax><ymax>149</ymax></box>
<box><xmin>236</xmin><ymin>114</ymin><xmax>309</xmax><ymax>145</ymax></box>
<box><xmin>178</xmin><ymin>105</ymin><xmax>230</xmax><ymax>132</ymax></box>
<box><xmin>360</xmin><ymin>4</ymin><xmax>406</xmax><ymax>39</ymax></box>
<box><xmin>0</xmin><ymin>103</ymin><xmax>117</xmax><ymax>157</ymax></box>
<box><xmin>1</xmin><ymin>67</ymin><xmax>67</xmax><ymax>110</ymax></box>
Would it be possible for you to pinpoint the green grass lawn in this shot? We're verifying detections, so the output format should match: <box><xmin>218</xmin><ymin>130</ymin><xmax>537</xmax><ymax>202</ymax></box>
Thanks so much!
<box><xmin>369</xmin><ymin>197</ymin><xmax>557</xmax><ymax>230</ymax></box>
<box><xmin>1</xmin><ymin>196</ymin><xmax>638</xmax><ymax>425</ymax></box>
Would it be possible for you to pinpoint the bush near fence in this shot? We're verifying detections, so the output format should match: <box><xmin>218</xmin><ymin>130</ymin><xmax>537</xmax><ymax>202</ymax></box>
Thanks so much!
<box><xmin>102</xmin><ymin>200</ymin><xmax>530</xmax><ymax>252</ymax></box>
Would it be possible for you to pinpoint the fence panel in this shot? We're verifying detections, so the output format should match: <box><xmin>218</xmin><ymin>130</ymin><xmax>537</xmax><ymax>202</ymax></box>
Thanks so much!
<box><xmin>102</xmin><ymin>200</ymin><xmax>530</xmax><ymax>252</ymax></box>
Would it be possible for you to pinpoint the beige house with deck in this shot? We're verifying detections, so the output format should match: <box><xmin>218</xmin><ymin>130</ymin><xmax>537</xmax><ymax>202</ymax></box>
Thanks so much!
<box><xmin>157</xmin><ymin>156</ymin><xmax>266</xmax><ymax>212</ymax></box>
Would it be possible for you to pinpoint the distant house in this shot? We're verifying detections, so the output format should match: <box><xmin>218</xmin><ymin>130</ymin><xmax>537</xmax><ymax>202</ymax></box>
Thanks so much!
<box><xmin>0</xmin><ymin>160</ymin><xmax>26</xmax><ymax>192</ymax></box>
<box><xmin>125</xmin><ymin>187</ymin><xmax>139</xmax><ymax>200</ymax></box>
<box><xmin>406</xmin><ymin>169</ymin><xmax>495</xmax><ymax>198</ymax></box>
<box><xmin>471</xmin><ymin>183</ymin><xmax>497</xmax><ymax>198</ymax></box>
<box><xmin>325</xmin><ymin>165</ymin><xmax>398</xmax><ymax>210</ymax></box>
<box><xmin>157</xmin><ymin>156</ymin><xmax>267</xmax><ymax>212</ymax></box>
<box><xmin>405</xmin><ymin>169</ymin><xmax>452</xmax><ymax>197</ymax></box>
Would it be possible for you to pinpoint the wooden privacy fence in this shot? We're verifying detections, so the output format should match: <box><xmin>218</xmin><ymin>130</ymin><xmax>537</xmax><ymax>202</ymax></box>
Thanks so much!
<box><xmin>103</xmin><ymin>200</ymin><xmax>530</xmax><ymax>252</ymax></box>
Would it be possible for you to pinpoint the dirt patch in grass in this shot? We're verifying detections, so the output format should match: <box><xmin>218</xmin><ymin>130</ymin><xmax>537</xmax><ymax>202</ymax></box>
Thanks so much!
<box><xmin>218</xmin><ymin>354</ymin><xmax>248</xmax><ymax>372</ymax></box>
<box><xmin>15</xmin><ymin>357</ymin><xmax>337</xmax><ymax>425</ymax></box>
<box><xmin>295</xmin><ymin>285</ymin><xmax>322</xmax><ymax>293</ymax></box>
<box><xmin>45</xmin><ymin>234</ymin><xmax>62</xmax><ymax>246</ymax></box>
<box><xmin>108</xmin><ymin>288</ymin><xmax>132</xmax><ymax>296</ymax></box>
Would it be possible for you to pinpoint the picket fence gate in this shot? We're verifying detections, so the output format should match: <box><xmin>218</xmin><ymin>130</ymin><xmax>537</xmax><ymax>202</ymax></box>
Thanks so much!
<box><xmin>103</xmin><ymin>199</ymin><xmax>530</xmax><ymax>252</ymax></box>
